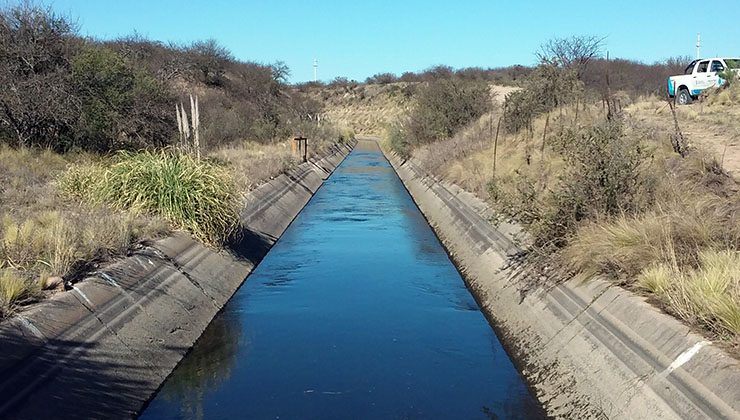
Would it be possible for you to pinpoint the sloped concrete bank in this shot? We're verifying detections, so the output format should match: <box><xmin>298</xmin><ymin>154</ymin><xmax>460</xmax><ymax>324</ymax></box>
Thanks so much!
<box><xmin>0</xmin><ymin>140</ymin><xmax>355</xmax><ymax>420</ymax></box>
<box><xmin>384</xmin><ymin>150</ymin><xmax>740</xmax><ymax>419</ymax></box>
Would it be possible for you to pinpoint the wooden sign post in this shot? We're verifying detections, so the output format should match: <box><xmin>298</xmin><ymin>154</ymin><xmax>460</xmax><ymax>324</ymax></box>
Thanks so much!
<box><xmin>293</xmin><ymin>136</ymin><xmax>307</xmax><ymax>162</ymax></box>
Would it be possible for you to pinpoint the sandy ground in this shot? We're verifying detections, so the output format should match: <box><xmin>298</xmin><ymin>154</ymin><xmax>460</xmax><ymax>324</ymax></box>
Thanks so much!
<box><xmin>627</xmin><ymin>100</ymin><xmax>740</xmax><ymax>178</ymax></box>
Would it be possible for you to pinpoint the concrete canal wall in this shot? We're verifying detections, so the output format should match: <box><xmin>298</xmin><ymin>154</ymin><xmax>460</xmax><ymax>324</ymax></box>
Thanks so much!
<box><xmin>0</xmin><ymin>141</ymin><xmax>355</xmax><ymax>419</ymax></box>
<box><xmin>384</xmin><ymin>147</ymin><xmax>740</xmax><ymax>419</ymax></box>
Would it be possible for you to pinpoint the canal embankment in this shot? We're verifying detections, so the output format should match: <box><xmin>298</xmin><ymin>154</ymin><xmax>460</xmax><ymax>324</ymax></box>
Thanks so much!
<box><xmin>382</xmin><ymin>140</ymin><xmax>740</xmax><ymax>419</ymax></box>
<box><xmin>140</xmin><ymin>138</ymin><xmax>543</xmax><ymax>419</ymax></box>
<box><xmin>0</xmin><ymin>141</ymin><xmax>355</xmax><ymax>419</ymax></box>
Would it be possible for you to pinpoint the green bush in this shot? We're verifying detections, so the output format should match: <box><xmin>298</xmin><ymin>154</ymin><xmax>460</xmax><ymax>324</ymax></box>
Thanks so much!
<box><xmin>717</xmin><ymin>67</ymin><xmax>737</xmax><ymax>88</ymax></box>
<box><xmin>62</xmin><ymin>150</ymin><xmax>239</xmax><ymax>244</ymax></box>
<box><xmin>386</xmin><ymin>122</ymin><xmax>410</xmax><ymax>159</ymax></box>
<box><xmin>71</xmin><ymin>45</ymin><xmax>174</xmax><ymax>152</ymax></box>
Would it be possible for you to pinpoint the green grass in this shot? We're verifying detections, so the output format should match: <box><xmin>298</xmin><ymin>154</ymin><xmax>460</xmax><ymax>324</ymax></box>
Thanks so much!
<box><xmin>62</xmin><ymin>150</ymin><xmax>239</xmax><ymax>245</ymax></box>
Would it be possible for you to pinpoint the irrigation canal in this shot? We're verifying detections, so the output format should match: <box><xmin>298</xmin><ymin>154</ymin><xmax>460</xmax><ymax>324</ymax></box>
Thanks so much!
<box><xmin>140</xmin><ymin>141</ymin><xmax>542</xmax><ymax>419</ymax></box>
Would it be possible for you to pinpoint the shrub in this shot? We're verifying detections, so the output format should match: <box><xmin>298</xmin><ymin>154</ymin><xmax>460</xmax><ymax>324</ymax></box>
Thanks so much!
<box><xmin>385</xmin><ymin>122</ymin><xmax>410</xmax><ymax>159</ymax></box>
<box><xmin>718</xmin><ymin>66</ymin><xmax>737</xmax><ymax>88</ymax></box>
<box><xmin>186</xmin><ymin>39</ymin><xmax>232</xmax><ymax>86</ymax></box>
<box><xmin>0</xmin><ymin>3</ymin><xmax>77</xmax><ymax>148</ymax></box>
<box><xmin>71</xmin><ymin>45</ymin><xmax>175</xmax><ymax>152</ymax></box>
<box><xmin>405</xmin><ymin>78</ymin><xmax>492</xmax><ymax>144</ymax></box>
<box><xmin>365</xmin><ymin>73</ymin><xmax>398</xmax><ymax>85</ymax></box>
<box><xmin>533</xmin><ymin>119</ymin><xmax>652</xmax><ymax>248</ymax></box>
<box><xmin>504</xmin><ymin>64</ymin><xmax>581</xmax><ymax>133</ymax></box>
<box><xmin>62</xmin><ymin>150</ymin><xmax>239</xmax><ymax>244</ymax></box>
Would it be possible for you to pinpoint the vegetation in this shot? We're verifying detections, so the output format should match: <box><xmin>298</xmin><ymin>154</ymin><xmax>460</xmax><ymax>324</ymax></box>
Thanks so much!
<box><xmin>389</xmin><ymin>36</ymin><xmax>740</xmax><ymax>344</ymax></box>
<box><xmin>61</xmin><ymin>150</ymin><xmax>240</xmax><ymax>244</ymax></box>
<box><xmin>0</xmin><ymin>146</ymin><xmax>170</xmax><ymax>317</ymax></box>
<box><xmin>385</xmin><ymin>78</ymin><xmax>492</xmax><ymax>156</ymax></box>
<box><xmin>0</xmin><ymin>4</ymin><xmax>347</xmax><ymax>317</ymax></box>
<box><xmin>0</xmin><ymin>4</ymin><xmax>324</xmax><ymax>153</ymax></box>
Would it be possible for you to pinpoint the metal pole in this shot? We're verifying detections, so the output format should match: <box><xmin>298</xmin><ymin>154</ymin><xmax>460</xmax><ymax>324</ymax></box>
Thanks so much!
<box><xmin>696</xmin><ymin>33</ymin><xmax>701</xmax><ymax>59</ymax></box>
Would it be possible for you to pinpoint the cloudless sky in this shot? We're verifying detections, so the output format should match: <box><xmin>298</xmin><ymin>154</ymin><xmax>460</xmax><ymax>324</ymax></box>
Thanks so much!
<box><xmin>40</xmin><ymin>0</ymin><xmax>740</xmax><ymax>83</ymax></box>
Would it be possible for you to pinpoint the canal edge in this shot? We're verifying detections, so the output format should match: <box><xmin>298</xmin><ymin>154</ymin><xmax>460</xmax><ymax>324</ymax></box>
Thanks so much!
<box><xmin>0</xmin><ymin>140</ymin><xmax>357</xmax><ymax>419</ymax></box>
<box><xmin>375</xmin><ymin>136</ymin><xmax>740</xmax><ymax>419</ymax></box>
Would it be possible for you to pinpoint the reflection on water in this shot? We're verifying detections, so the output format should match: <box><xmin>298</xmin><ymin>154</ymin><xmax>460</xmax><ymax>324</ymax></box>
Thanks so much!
<box><xmin>140</xmin><ymin>142</ymin><xmax>543</xmax><ymax>419</ymax></box>
<box><xmin>157</xmin><ymin>314</ymin><xmax>242</xmax><ymax>420</ymax></box>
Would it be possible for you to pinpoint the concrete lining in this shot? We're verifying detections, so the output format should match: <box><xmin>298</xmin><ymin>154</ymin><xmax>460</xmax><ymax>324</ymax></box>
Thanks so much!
<box><xmin>0</xmin><ymin>141</ymin><xmax>355</xmax><ymax>419</ymax></box>
<box><xmin>384</xmin><ymin>148</ymin><xmax>740</xmax><ymax>419</ymax></box>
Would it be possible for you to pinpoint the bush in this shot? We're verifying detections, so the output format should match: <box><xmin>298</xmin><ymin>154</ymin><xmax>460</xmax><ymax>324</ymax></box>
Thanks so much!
<box><xmin>385</xmin><ymin>122</ymin><xmax>410</xmax><ymax>159</ymax></box>
<box><xmin>532</xmin><ymin>119</ymin><xmax>652</xmax><ymax>248</ymax></box>
<box><xmin>62</xmin><ymin>150</ymin><xmax>239</xmax><ymax>244</ymax></box>
<box><xmin>70</xmin><ymin>45</ymin><xmax>175</xmax><ymax>152</ymax></box>
<box><xmin>186</xmin><ymin>39</ymin><xmax>232</xmax><ymax>86</ymax></box>
<box><xmin>406</xmin><ymin>78</ymin><xmax>492</xmax><ymax>144</ymax></box>
<box><xmin>504</xmin><ymin>64</ymin><xmax>581</xmax><ymax>133</ymax></box>
<box><xmin>0</xmin><ymin>3</ymin><xmax>77</xmax><ymax>148</ymax></box>
<box><xmin>365</xmin><ymin>72</ymin><xmax>398</xmax><ymax>85</ymax></box>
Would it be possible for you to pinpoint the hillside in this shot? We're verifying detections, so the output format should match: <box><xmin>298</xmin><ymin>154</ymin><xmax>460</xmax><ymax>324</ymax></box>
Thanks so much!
<box><xmin>308</xmin><ymin>82</ymin><xmax>518</xmax><ymax>136</ymax></box>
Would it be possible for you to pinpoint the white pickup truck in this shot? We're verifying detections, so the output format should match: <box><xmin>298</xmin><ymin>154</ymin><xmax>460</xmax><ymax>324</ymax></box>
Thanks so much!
<box><xmin>667</xmin><ymin>57</ymin><xmax>740</xmax><ymax>104</ymax></box>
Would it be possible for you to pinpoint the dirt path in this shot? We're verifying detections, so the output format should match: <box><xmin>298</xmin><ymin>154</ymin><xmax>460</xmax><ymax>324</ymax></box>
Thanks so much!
<box><xmin>627</xmin><ymin>100</ymin><xmax>740</xmax><ymax>178</ymax></box>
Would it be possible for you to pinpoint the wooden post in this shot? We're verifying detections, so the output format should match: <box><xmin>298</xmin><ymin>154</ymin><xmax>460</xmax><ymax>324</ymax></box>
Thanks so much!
<box><xmin>541</xmin><ymin>113</ymin><xmax>550</xmax><ymax>155</ymax></box>
<box><xmin>493</xmin><ymin>115</ymin><xmax>502</xmax><ymax>178</ymax></box>
<box><xmin>293</xmin><ymin>136</ymin><xmax>307</xmax><ymax>162</ymax></box>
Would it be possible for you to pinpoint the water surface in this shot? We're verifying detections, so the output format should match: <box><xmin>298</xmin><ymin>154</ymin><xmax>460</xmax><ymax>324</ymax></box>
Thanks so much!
<box><xmin>141</xmin><ymin>142</ymin><xmax>542</xmax><ymax>419</ymax></box>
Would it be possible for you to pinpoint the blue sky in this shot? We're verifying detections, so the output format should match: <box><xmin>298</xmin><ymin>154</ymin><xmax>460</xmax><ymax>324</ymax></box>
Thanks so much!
<box><xmin>43</xmin><ymin>0</ymin><xmax>740</xmax><ymax>83</ymax></box>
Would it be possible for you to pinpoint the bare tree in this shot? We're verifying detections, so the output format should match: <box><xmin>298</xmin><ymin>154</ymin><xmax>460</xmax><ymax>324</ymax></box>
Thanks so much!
<box><xmin>186</xmin><ymin>39</ymin><xmax>233</xmax><ymax>86</ymax></box>
<box><xmin>537</xmin><ymin>35</ymin><xmax>605</xmax><ymax>77</ymax></box>
<box><xmin>0</xmin><ymin>3</ymin><xmax>78</xmax><ymax>148</ymax></box>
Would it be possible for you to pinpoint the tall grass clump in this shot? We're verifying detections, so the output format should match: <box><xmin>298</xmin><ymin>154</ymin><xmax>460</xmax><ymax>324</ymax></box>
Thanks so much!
<box><xmin>0</xmin><ymin>269</ymin><xmax>41</xmax><ymax>317</ymax></box>
<box><xmin>62</xmin><ymin>150</ymin><xmax>239</xmax><ymax>244</ymax></box>
<box><xmin>638</xmin><ymin>250</ymin><xmax>740</xmax><ymax>338</ymax></box>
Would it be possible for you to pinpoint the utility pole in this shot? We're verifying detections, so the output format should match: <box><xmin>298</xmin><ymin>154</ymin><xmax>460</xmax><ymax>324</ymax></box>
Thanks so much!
<box><xmin>696</xmin><ymin>33</ymin><xmax>701</xmax><ymax>59</ymax></box>
<box><xmin>313</xmin><ymin>58</ymin><xmax>318</xmax><ymax>82</ymax></box>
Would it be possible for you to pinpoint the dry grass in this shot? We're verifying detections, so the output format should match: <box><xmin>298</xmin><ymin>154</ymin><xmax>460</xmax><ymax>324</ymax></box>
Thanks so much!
<box><xmin>639</xmin><ymin>250</ymin><xmax>740</xmax><ymax>339</ymax></box>
<box><xmin>0</xmin><ymin>146</ymin><xmax>169</xmax><ymax>317</ymax></box>
<box><xmin>210</xmin><ymin>141</ymin><xmax>296</xmax><ymax>194</ymax></box>
<box><xmin>625</xmin><ymin>91</ymin><xmax>740</xmax><ymax>178</ymax></box>
<box><xmin>401</xmin><ymin>93</ymin><xmax>740</xmax><ymax>343</ymax></box>
<box><xmin>311</xmin><ymin>83</ymin><xmax>416</xmax><ymax>136</ymax></box>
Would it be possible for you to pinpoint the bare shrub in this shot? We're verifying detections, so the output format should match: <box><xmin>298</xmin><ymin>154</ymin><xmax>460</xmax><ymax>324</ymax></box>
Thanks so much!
<box><xmin>0</xmin><ymin>3</ymin><xmax>77</xmax><ymax>148</ymax></box>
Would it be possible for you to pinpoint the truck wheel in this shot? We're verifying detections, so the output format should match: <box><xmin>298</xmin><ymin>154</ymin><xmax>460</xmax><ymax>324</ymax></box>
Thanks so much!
<box><xmin>677</xmin><ymin>88</ymin><xmax>692</xmax><ymax>105</ymax></box>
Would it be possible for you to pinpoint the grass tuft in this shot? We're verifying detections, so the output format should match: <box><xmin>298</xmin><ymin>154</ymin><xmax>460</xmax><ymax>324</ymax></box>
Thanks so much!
<box><xmin>61</xmin><ymin>150</ymin><xmax>239</xmax><ymax>244</ymax></box>
<box><xmin>639</xmin><ymin>251</ymin><xmax>740</xmax><ymax>337</ymax></box>
<box><xmin>0</xmin><ymin>269</ymin><xmax>40</xmax><ymax>316</ymax></box>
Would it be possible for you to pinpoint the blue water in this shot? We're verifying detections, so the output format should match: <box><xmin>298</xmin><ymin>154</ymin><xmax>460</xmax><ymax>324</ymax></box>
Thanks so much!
<box><xmin>140</xmin><ymin>142</ymin><xmax>543</xmax><ymax>419</ymax></box>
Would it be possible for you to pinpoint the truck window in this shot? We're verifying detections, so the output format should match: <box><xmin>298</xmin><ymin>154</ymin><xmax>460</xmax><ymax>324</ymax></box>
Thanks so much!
<box><xmin>711</xmin><ymin>61</ymin><xmax>725</xmax><ymax>72</ymax></box>
<box><xmin>684</xmin><ymin>61</ymin><xmax>697</xmax><ymax>74</ymax></box>
<box><xmin>727</xmin><ymin>59</ymin><xmax>740</xmax><ymax>69</ymax></box>
<box><xmin>697</xmin><ymin>61</ymin><xmax>709</xmax><ymax>73</ymax></box>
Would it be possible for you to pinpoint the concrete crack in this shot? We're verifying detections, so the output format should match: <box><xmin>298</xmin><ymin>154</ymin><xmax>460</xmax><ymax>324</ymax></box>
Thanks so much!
<box><xmin>538</xmin><ymin>287</ymin><xmax>610</xmax><ymax>351</ymax></box>
<box><xmin>133</xmin><ymin>245</ymin><xmax>219</xmax><ymax>309</ymax></box>
<box><xmin>70</xmin><ymin>286</ymin><xmax>166</xmax><ymax>380</ymax></box>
